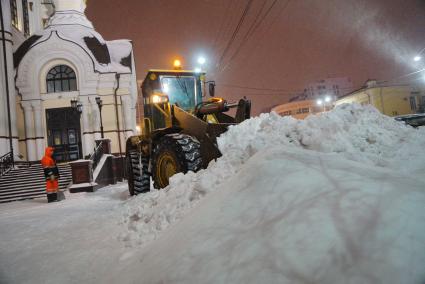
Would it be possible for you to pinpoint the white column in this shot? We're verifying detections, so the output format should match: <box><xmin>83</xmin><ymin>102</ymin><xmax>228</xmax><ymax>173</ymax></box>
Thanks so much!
<box><xmin>0</xmin><ymin>0</ymin><xmax>18</xmax><ymax>156</ymax></box>
<box><xmin>22</xmin><ymin>102</ymin><xmax>37</xmax><ymax>161</ymax></box>
<box><xmin>90</xmin><ymin>97</ymin><xmax>101</xmax><ymax>141</ymax></box>
<box><xmin>32</xmin><ymin>101</ymin><xmax>45</xmax><ymax>160</ymax></box>
<box><xmin>81</xmin><ymin>99</ymin><xmax>93</xmax><ymax>156</ymax></box>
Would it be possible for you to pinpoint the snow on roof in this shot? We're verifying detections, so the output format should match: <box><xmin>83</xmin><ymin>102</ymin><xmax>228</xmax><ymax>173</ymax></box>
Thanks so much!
<box><xmin>14</xmin><ymin>11</ymin><xmax>132</xmax><ymax>74</ymax></box>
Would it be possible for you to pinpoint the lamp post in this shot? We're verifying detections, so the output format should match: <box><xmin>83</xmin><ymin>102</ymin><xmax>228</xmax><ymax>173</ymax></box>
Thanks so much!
<box><xmin>95</xmin><ymin>97</ymin><xmax>104</xmax><ymax>139</ymax></box>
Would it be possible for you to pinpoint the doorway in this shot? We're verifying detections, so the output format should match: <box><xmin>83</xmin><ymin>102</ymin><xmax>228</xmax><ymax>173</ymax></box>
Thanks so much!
<box><xmin>46</xmin><ymin>107</ymin><xmax>82</xmax><ymax>162</ymax></box>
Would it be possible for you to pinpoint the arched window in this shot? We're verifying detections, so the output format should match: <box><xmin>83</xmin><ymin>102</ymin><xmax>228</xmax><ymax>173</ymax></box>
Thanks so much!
<box><xmin>46</xmin><ymin>65</ymin><xmax>77</xmax><ymax>93</ymax></box>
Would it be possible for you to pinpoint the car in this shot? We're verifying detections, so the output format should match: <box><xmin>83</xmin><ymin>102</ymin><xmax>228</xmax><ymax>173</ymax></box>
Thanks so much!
<box><xmin>394</xmin><ymin>113</ymin><xmax>425</xmax><ymax>127</ymax></box>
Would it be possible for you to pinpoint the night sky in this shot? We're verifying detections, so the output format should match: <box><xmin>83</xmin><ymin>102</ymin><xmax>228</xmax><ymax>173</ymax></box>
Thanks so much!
<box><xmin>86</xmin><ymin>0</ymin><xmax>425</xmax><ymax>114</ymax></box>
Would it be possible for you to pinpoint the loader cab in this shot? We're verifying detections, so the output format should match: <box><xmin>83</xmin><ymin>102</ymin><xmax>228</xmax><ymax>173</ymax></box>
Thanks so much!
<box><xmin>141</xmin><ymin>70</ymin><xmax>205</xmax><ymax>132</ymax></box>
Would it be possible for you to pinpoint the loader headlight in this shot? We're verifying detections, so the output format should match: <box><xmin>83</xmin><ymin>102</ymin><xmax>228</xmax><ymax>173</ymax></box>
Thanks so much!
<box><xmin>151</xmin><ymin>94</ymin><xmax>169</xmax><ymax>104</ymax></box>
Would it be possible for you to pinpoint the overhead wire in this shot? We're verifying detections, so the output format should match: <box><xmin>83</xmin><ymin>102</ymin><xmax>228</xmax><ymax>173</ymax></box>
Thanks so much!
<box><xmin>211</xmin><ymin>0</ymin><xmax>235</xmax><ymax>61</ymax></box>
<box><xmin>218</xmin><ymin>0</ymin><xmax>268</xmax><ymax>71</ymax></box>
<box><xmin>221</xmin><ymin>0</ymin><xmax>291</xmax><ymax>71</ymax></box>
<box><xmin>217</xmin><ymin>0</ymin><xmax>254</xmax><ymax>69</ymax></box>
<box><xmin>220</xmin><ymin>83</ymin><xmax>301</xmax><ymax>92</ymax></box>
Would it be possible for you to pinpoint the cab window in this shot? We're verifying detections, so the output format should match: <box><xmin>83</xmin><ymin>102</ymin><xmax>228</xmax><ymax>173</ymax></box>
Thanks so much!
<box><xmin>160</xmin><ymin>76</ymin><xmax>197</xmax><ymax>111</ymax></box>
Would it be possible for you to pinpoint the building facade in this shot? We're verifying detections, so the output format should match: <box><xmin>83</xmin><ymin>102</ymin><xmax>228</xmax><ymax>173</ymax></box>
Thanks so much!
<box><xmin>304</xmin><ymin>77</ymin><xmax>353</xmax><ymax>98</ymax></box>
<box><xmin>335</xmin><ymin>80</ymin><xmax>425</xmax><ymax>117</ymax></box>
<box><xmin>271</xmin><ymin>99</ymin><xmax>333</xmax><ymax>119</ymax></box>
<box><xmin>1</xmin><ymin>0</ymin><xmax>138</xmax><ymax>162</ymax></box>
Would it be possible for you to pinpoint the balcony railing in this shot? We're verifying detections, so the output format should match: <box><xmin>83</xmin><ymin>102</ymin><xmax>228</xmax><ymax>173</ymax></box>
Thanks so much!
<box><xmin>0</xmin><ymin>151</ymin><xmax>14</xmax><ymax>176</ymax></box>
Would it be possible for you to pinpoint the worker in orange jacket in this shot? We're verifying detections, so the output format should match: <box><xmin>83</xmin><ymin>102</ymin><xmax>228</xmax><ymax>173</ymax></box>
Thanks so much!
<box><xmin>41</xmin><ymin>147</ymin><xmax>60</xmax><ymax>203</ymax></box>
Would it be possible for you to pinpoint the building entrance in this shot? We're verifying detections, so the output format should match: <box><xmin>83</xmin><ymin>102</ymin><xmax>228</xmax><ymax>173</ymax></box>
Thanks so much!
<box><xmin>46</xmin><ymin>107</ymin><xmax>82</xmax><ymax>162</ymax></box>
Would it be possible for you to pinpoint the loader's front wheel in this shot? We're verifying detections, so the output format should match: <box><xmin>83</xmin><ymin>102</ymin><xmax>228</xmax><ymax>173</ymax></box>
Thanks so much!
<box><xmin>126</xmin><ymin>149</ymin><xmax>150</xmax><ymax>195</ymax></box>
<box><xmin>151</xmin><ymin>133</ymin><xmax>202</xmax><ymax>189</ymax></box>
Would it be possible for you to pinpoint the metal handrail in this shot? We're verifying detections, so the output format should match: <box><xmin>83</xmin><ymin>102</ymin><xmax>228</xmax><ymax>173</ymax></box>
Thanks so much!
<box><xmin>0</xmin><ymin>151</ymin><xmax>14</xmax><ymax>176</ymax></box>
<box><xmin>90</xmin><ymin>141</ymin><xmax>104</xmax><ymax>170</ymax></box>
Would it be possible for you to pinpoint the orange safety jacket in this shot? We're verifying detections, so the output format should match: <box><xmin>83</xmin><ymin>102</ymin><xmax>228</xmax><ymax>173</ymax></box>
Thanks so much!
<box><xmin>41</xmin><ymin>147</ymin><xmax>59</xmax><ymax>193</ymax></box>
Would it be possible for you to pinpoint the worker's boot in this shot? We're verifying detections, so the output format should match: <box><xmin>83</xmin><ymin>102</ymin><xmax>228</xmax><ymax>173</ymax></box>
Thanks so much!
<box><xmin>47</xmin><ymin>192</ymin><xmax>58</xmax><ymax>203</ymax></box>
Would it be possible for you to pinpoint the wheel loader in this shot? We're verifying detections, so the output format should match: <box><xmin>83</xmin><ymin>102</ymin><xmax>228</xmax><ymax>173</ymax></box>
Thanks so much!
<box><xmin>125</xmin><ymin>69</ymin><xmax>251</xmax><ymax>195</ymax></box>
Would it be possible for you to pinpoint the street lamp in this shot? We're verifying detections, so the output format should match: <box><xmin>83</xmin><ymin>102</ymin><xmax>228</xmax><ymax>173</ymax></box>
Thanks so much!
<box><xmin>414</xmin><ymin>56</ymin><xmax>422</xmax><ymax>62</ymax></box>
<box><xmin>70</xmin><ymin>98</ymin><xmax>83</xmax><ymax>113</ymax></box>
<box><xmin>95</xmin><ymin>97</ymin><xmax>104</xmax><ymax>138</ymax></box>
<box><xmin>197</xmin><ymin>56</ymin><xmax>206</xmax><ymax>65</ymax></box>
<box><xmin>316</xmin><ymin>98</ymin><xmax>325</xmax><ymax>112</ymax></box>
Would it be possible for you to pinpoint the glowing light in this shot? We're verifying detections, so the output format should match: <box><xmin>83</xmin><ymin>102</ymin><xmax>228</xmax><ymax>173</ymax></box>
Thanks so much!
<box><xmin>197</xmin><ymin>56</ymin><xmax>206</xmax><ymax>65</ymax></box>
<box><xmin>151</xmin><ymin>94</ymin><xmax>168</xmax><ymax>104</ymax></box>
<box><xmin>162</xmin><ymin>83</ymin><xmax>169</xmax><ymax>93</ymax></box>
<box><xmin>173</xmin><ymin>59</ymin><xmax>182</xmax><ymax>69</ymax></box>
<box><xmin>414</xmin><ymin>56</ymin><xmax>422</xmax><ymax>62</ymax></box>
<box><xmin>135</xmin><ymin>125</ymin><xmax>141</xmax><ymax>133</ymax></box>
<box><xmin>194</xmin><ymin>67</ymin><xmax>201</xmax><ymax>72</ymax></box>
<box><xmin>325</xmin><ymin>96</ymin><xmax>331</xmax><ymax>103</ymax></box>
<box><xmin>316</xmin><ymin>99</ymin><xmax>323</xmax><ymax>105</ymax></box>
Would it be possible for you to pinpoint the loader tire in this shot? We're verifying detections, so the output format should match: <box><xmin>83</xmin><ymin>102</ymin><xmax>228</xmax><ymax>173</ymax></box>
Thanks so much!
<box><xmin>151</xmin><ymin>133</ymin><xmax>202</xmax><ymax>189</ymax></box>
<box><xmin>126</xmin><ymin>149</ymin><xmax>150</xmax><ymax>195</ymax></box>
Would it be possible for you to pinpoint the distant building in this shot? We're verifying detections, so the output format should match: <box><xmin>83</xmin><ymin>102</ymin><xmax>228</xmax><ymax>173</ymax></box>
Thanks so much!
<box><xmin>335</xmin><ymin>80</ymin><xmax>425</xmax><ymax>117</ymax></box>
<box><xmin>304</xmin><ymin>77</ymin><xmax>353</xmax><ymax>98</ymax></box>
<box><xmin>272</xmin><ymin>76</ymin><xmax>352</xmax><ymax>119</ymax></box>
<box><xmin>0</xmin><ymin>0</ymin><xmax>138</xmax><ymax>162</ymax></box>
<box><xmin>271</xmin><ymin>99</ymin><xmax>332</xmax><ymax>119</ymax></box>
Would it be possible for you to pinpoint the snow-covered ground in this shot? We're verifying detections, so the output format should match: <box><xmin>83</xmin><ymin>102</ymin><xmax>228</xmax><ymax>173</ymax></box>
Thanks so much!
<box><xmin>1</xmin><ymin>104</ymin><xmax>425</xmax><ymax>284</ymax></box>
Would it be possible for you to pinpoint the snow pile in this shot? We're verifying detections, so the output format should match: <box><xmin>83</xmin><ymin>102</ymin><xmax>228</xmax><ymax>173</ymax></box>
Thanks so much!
<box><xmin>219</xmin><ymin>103</ymin><xmax>425</xmax><ymax>173</ymax></box>
<box><xmin>119</xmin><ymin>103</ymin><xmax>425</xmax><ymax>247</ymax></box>
<box><xmin>125</xmin><ymin>148</ymin><xmax>425</xmax><ymax>284</ymax></box>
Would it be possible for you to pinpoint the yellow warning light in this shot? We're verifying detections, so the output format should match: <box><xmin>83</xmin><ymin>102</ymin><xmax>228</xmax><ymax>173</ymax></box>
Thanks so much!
<box><xmin>173</xmin><ymin>59</ymin><xmax>182</xmax><ymax>69</ymax></box>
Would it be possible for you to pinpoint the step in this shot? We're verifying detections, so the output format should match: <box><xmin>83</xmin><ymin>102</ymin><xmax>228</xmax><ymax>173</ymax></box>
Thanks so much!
<box><xmin>0</xmin><ymin>163</ymin><xmax>73</xmax><ymax>203</ymax></box>
<box><xmin>0</xmin><ymin>174</ymin><xmax>72</xmax><ymax>187</ymax></box>
<box><xmin>0</xmin><ymin>180</ymin><xmax>70</xmax><ymax>193</ymax></box>
<box><xmin>0</xmin><ymin>188</ymin><xmax>45</xmax><ymax>198</ymax></box>
<box><xmin>0</xmin><ymin>193</ymin><xmax>46</xmax><ymax>203</ymax></box>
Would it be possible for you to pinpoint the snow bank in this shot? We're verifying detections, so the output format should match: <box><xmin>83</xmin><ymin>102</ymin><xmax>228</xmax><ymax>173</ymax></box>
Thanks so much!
<box><xmin>121</xmin><ymin>148</ymin><xmax>425</xmax><ymax>284</ymax></box>
<box><xmin>119</xmin><ymin>104</ymin><xmax>425</xmax><ymax>247</ymax></box>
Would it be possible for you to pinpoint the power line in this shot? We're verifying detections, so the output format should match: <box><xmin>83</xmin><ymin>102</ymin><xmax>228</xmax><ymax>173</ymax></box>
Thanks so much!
<box><xmin>381</xmin><ymin>68</ymin><xmax>425</xmax><ymax>84</ymax></box>
<box><xmin>218</xmin><ymin>0</ymin><xmax>268</xmax><ymax>70</ymax></box>
<box><xmin>221</xmin><ymin>83</ymin><xmax>303</xmax><ymax>93</ymax></box>
<box><xmin>217</xmin><ymin>0</ymin><xmax>254</xmax><ymax>68</ymax></box>
<box><xmin>221</xmin><ymin>0</ymin><xmax>292</xmax><ymax>71</ymax></box>
<box><xmin>211</xmin><ymin>0</ymin><xmax>235</xmax><ymax>60</ymax></box>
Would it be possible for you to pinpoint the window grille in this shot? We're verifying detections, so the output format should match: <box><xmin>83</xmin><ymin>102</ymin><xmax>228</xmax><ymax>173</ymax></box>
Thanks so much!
<box><xmin>10</xmin><ymin>0</ymin><xmax>18</xmax><ymax>28</ymax></box>
<box><xmin>46</xmin><ymin>65</ymin><xmax>77</xmax><ymax>93</ymax></box>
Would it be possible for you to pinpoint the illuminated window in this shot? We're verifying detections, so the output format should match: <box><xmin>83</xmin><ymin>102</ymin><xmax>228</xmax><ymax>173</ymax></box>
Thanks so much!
<box><xmin>10</xmin><ymin>0</ymin><xmax>18</xmax><ymax>28</ymax></box>
<box><xmin>46</xmin><ymin>65</ymin><xmax>77</xmax><ymax>93</ymax></box>
<box><xmin>22</xmin><ymin>0</ymin><xmax>30</xmax><ymax>36</ymax></box>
